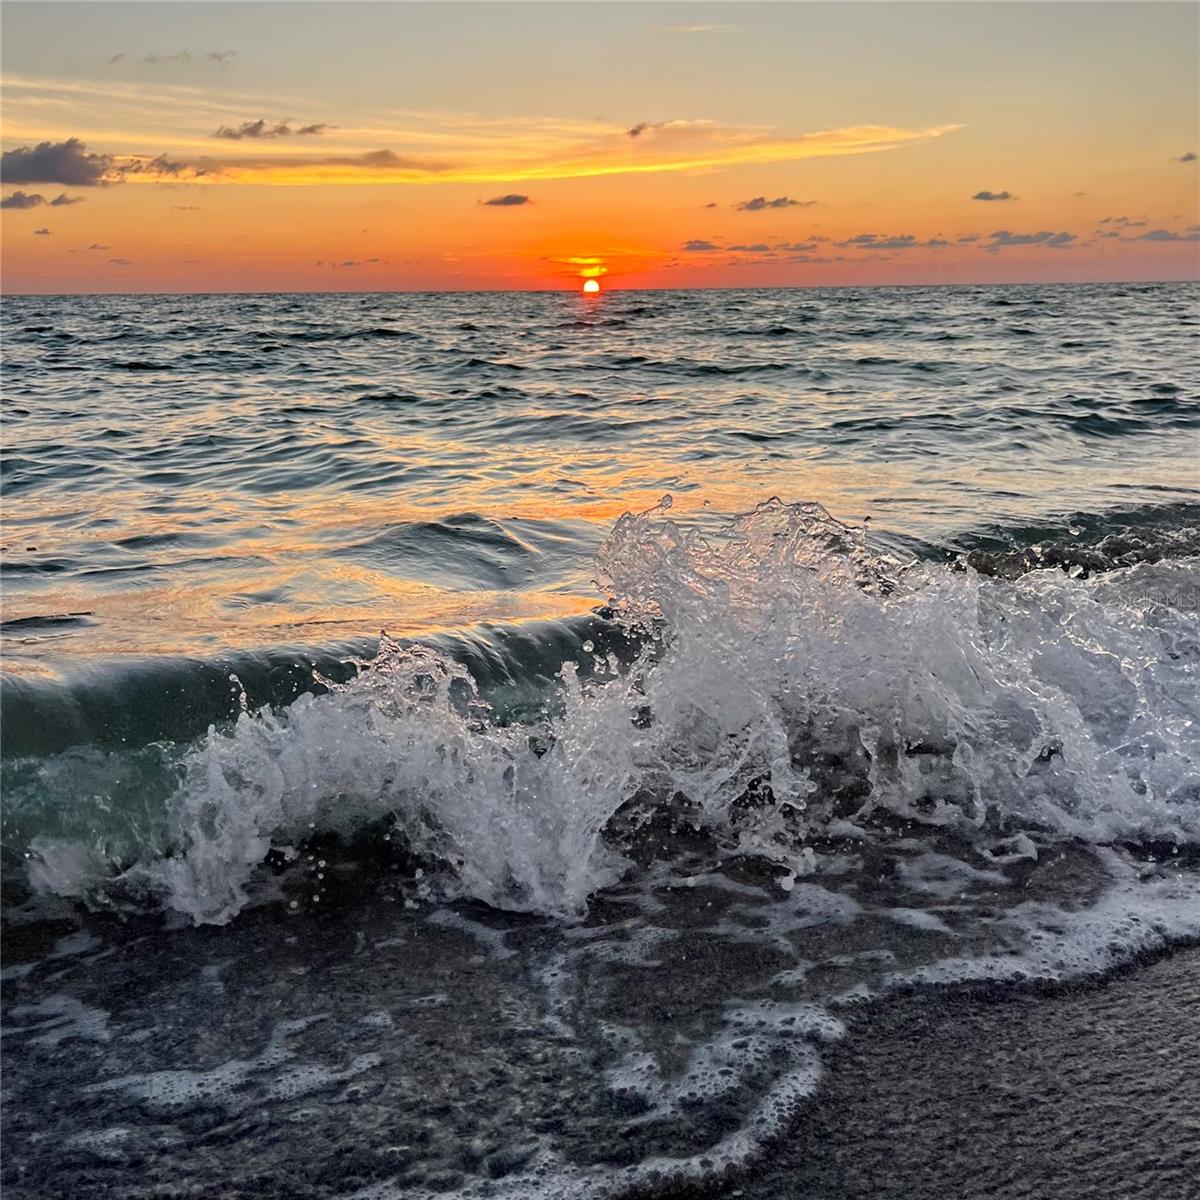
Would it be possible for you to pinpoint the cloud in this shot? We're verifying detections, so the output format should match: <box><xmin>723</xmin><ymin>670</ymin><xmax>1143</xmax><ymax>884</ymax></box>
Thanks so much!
<box><xmin>776</xmin><ymin>241</ymin><xmax>817</xmax><ymax>252</ymax></box>
<box><xmin>50</xmin><ymin>192</ymin><xmax>84</xmax><ymax>205</ymax></box>
<box><xmin>1</xmin><ymin>190</ymin><xmax>45</xmax><ymax>209</ymax></box>
<box><xmin>108</xmin><ymin>53</ymin><xmax>125</xmax><ymax>64</ymax></box>
<box><xmin>1136</xmin><ymin>228</ymin><xmax>1200</xmax><ymax>242</ymax></box>
<box><xmin>627</xmin><ymin>123</ymin><xmax>650</xmax><ymax>139</ymax></box>
<box><xmin>1099</xmin><ymin>216</ymin><xmax>1146</xmax><ymax>228</ymax></box>
<box><xmin>213</xmin><ymin>119</ymin><xmax>328</xmax><ymax>140</ymax></box>
<box><xmin>735</xmin><ymin>195</ymin><xmax>816</xmax><ymax>211</ymax></box>
<box><xmin>984</xmin><ymin>230</ymin><xmax>1076</xmax><ymax>251</ymax></box>
<box><xmin>836</xmin><ymin>233</ymin><xmax>919</xmax><ymax>250</ymax></box>
<box><xmin>33</xmin><ymin>227</ymin><xmax>51</xmax><ymax>235</ymax></box>
<box><xmin>481</xmin><ymin>193</ymin><xmax>532</xmax><ymax>206</ymax></box>
<box><xmin>171</xmin><ymin>204</ymin><xmax>202</xmax><ymax>211</ymax></box>
<box><xmin>1176</xmin><ymin>152</ymin><xmax>1197</xmax><ymax>163</ymax></box>
<box><xmin>119</xmin><ymin>153</ymin><xmax>193</xmax><ymax>177</ymax></box>
<box><xmin>727</xmin><ymin>243</ymin><xmax>771</xmax><ymax>252</ymax></box>
<box><xmin>109</xmin><ymin>258</ymin><xmax>132</xmax><ymax>265</ymax></box>
<box><xmin>55</xmin><ymin>112</ymin><xmax>959</xmax><ymax>190</ymax></box>
<box><xmin>656</xmin><ymin>24</ymin><xmax>736</xmax><ymax>34</ymax></box>
<box><xmin>703</xmin><ymin>201</ymin><xmax>718</xmax><ymax>208</ymax></box>
<box><xmin>682</xmin><ymin>239</ymin><xmax>719</xmax><ymax>252</ymax></box>
<box><xmin>207</xmin><ymin>51</ymin><xmax>237</xmax><ymax>64</ymax></box>
<box><xmin>144</xmin><ymin>51</ymin><xmax>191</xmax><ymax>65</ymax></box>
<box><xmin>972</xmin><ymin>190</ymin><xmax>1015</xmax><ymax>201</ymax></box>
<box><xmin>1</xmin><ymin>137</ymin><xmax>113</xmax><ymax>185</ymax></box>
<box><xmin>89</xmin><ymin>243</ymin><xmax>109</xmax><ymax>250</ymax></box>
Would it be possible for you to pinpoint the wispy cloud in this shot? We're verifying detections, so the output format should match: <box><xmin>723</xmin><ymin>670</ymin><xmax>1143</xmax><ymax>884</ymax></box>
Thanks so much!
<box><xmin>481</xmin><ymin>193</ymin><xmax>532</xmax><ymax>206</ymax></box>
<box><xmin>972</xmin><ymin>190</ymin><xmax>1015</xmax><ymax>202</ymax></box>
<box><xmin>1</xmin><ymin>82</ymin><xmax>960</xmax><ymax>191</ymax></box>
<box><xmin>213</xmin><ymin>119</ymin><xmax>329</xmax><ymax>140</ymax></box>
<box><xmin>836</xmin><ymin>233</ymin><xmax>919</xmax><ymax>250</ymax></box>
<box><xmin>682</xmin><ymin>239</ymin><xmax>720</xmax><ymax>252</ymax></box>
<box><xmin>983</xmin><ymin>230</ymin><xmax>1076</xmax><ymax>251</ymax></box>
<box><xmin>656</xmin><ymin>24</ymin><xmax>736</xmax><ymax>35</ymax></box>
<box><xmin>33</xmin><ymin>227</ymin><xmax>51</xmax><ymax>235</ymax></box>
<box><xmin>1176</xmin><ymin>151</ymin><xmax>1197</xmax><ymax>163</ymax></box>
<box><xmin>735</xmin><ymin>195</ymin><xmax>816</xmax><ymax>211</ymax></box>
<box><xmin>1136</xmin><ymin>228</ymin><xmax>1200</xmax><ymax>242</ymax></box>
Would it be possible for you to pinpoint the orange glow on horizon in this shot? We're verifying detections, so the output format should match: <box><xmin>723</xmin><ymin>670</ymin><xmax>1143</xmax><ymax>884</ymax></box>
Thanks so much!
<box><xmin>582</xmin><ymin>278</ymin><xmax>601</xmax><ymax>294</ymax></box>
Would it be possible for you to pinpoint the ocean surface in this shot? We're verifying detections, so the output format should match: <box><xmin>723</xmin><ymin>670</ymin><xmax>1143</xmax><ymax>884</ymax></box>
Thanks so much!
<box><xmin>3</xmin><ymin>282</ymin><xmax>1200</xmax><ymax>1197</ymax></box>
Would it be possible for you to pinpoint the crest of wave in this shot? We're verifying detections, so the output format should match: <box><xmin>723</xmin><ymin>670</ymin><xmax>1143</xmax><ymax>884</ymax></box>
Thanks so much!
<box><xmin>145</xmin><ymin>498</ymin><xmax>1200</xmax><ymax>925</ymax></box>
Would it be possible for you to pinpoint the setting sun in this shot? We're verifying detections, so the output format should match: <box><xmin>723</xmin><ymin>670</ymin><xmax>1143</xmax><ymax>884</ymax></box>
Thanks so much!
<box><xmin>582</xmin><ymin>279</ymin><xmax>601</xmax><ymax>294</ymax></box>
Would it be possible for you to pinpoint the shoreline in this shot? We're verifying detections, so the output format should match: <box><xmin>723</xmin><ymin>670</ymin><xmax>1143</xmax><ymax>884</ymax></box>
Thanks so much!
<box><xmin>710</xmin><ymin>944</ymin><xmax>1200</xmax><ymax>1200</ymax></box>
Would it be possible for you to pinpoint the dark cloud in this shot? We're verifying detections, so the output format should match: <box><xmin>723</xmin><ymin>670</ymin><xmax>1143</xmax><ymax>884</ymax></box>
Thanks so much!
<box><xmin>726</xmin><ymin>243</ymin><xmax>771</xmax><ymax>253</ymax></box>
<box><xmin>926</xmin><ymin>237</ymin><xmax>951</xmax><ymax>248</ymax></box>
<box><xmin>1</xmin><ymin>190</ymin><xmax>46</xmax><ymax>209</ymax></box>
<box><xmin>89</xmin><ymin>243</ymin><xmax>109</xmax><ymax>250</ymax></box>
<box><xmin>50</xmin><ymin>193</ymin><xmax>84</xmax><ymax>206</ymax></box>
<box><xmin>972</xmin><ymin>190</ymin><xmax>1015</xmax><ymax>202</ymax></box>
<box><xmin>682</xmin><ymin>239</ymin><xmax>719</xmax><ymax>252</ymax></box>
<box><xmin>776</xmin><ymin>241</ymin><xmax>817</xmax><ymax>252</ymax></box>
<box><xmin>1176</xmin><ymin>152</ymin><xmax>1197</xmax><ymax>163</ymax></box>
<box><xmin>145</xmin><ymin>51</ymin><xmax>191</xmax><ymax>64</ymax></box>
<box><xmin>957</xmin><ymin>234</ymin><xmax>980</xmax><ymax>243</ymax></box>
<box><xmin>481</xmin><ymin>193</ymin><xmax>532</xmax><ymax>206</ymax></box>
<box><xmin>1136</xmin><ymin>228</ymin><xmax>1200</xmax><ymax>242</ymax></box>
<box><xmin>213</xmin><ymin>119</ymin><xmax>328</xmax><ymax>140</ymax></box>
<box><xmin>703</xmin><ymin>201</ymin><xmax>718</xmax><ymax>208</ymax></box>
<box><xmin>108</xmin><ymin>53</ymin><xmax>125</xmax><ymax>63</ymax></box>
<box><xmin>109</xmin><ymin>258</ymin><xmax>132</xmax><ymax>266</ymax></box>
<box><xmin>627</xmin><ymin>122</ymin><xmax>650</xmax><ymax>138</ymax></box>
<box><xmin>984</xmin><ymin>230</ymin><xmax>1076</xmax><ymax>250</ymax></box>
<box><xmin>207</xmin><ymin>50</ymin><xmax>237</xmax><ymax>64</ymax></box>
<box><xmin>735</xmin><ymin>196</ymin><xmax>815</xmax><ymax>212</ymax></box>
<box><xmin>1099</xmin><ymin>216</ymin><xmax>1146</xmax><ymax>228</ymax></box>
<box><xmin>1</xmin><ymin>138</ymin><xmax>113</xmax><ymax>186</ymax></box>
<box><xmin>836</xmin><ymin>233</ymin><xmax>919</xmax><ymax>250</ymax></box>
<box><xmin>119</xmin><ymin>153</ymin><xmax>191</xmax><ymax>177</ymax></box>
<box><xmin>33</xmin><ymin>228</ymin><xmax>51</xmax><ymax>236</ymax></box>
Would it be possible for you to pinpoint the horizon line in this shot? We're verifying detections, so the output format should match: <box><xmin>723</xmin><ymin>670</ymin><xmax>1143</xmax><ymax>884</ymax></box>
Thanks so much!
<box><xmin>4</xmin><ymin>276</ymin><xmax>1197</xmax><ymax>300</ymax></box>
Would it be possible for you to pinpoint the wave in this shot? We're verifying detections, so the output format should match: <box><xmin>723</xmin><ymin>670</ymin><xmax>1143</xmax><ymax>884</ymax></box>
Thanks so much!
<box><xmin>6</xmin><ymin>497</ymin><xmax>1199</xmax><ymax>927</ymax></box>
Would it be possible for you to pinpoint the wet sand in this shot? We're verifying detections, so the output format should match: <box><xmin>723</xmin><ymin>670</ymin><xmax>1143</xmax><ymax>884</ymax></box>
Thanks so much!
<box><xmin>719</xmin><ymin>948</ymin><xmax>1200</xmax><ymax>1200</ymax></box>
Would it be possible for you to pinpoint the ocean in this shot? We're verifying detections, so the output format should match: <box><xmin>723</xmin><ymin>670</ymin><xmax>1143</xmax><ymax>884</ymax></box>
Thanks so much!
<box><xmin>3</xmin><ymin>281</ymin><xmax>1200</xmax><ymax>1198</ymax></box>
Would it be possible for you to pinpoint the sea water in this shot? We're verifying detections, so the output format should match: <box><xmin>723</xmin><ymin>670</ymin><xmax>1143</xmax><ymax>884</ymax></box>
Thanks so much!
<box><xmin>2</xmin><ymin>283</ymin><xmax>1199</xmax><ymax>1197</ymax></box>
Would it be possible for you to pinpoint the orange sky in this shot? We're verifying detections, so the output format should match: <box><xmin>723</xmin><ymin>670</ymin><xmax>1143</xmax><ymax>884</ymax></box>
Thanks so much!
<box><xmin>2</xmin><ymin>2</ymin><xmax>1197</xmax><ymax>293</ymax></box>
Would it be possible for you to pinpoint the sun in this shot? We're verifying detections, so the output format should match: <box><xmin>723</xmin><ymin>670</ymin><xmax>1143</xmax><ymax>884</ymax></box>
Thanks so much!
<box><xmin>582</xmin><ymin>279</ymin><xmax>601</xmax><ymax>294</ymax></box>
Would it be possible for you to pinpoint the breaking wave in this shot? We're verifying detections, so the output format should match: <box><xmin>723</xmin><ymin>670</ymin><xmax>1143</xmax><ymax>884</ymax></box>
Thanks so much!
<box><xmin>10</xmin><ymin>497</ymin><xmax>1199</xmax><ymax>927</ymax></box>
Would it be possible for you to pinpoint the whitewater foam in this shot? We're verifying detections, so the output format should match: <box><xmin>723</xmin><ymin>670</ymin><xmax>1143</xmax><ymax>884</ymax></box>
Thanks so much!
<box><xmin>14</xmin><ymin>497</ymin><xmax>1200</xmax><ymax>928</ymax></box>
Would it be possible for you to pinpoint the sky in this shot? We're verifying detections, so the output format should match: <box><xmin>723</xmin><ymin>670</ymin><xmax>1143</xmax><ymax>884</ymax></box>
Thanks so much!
<box><xmin>1</xmin><ymin>1</ymin><xmax>1197</xmax><ymax>293</ymax></box>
